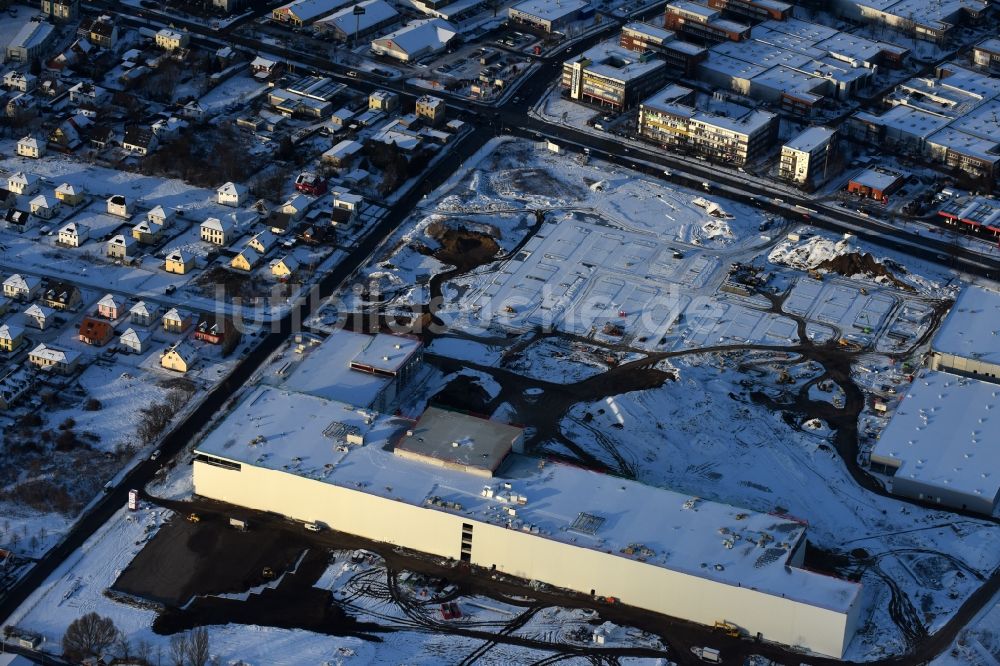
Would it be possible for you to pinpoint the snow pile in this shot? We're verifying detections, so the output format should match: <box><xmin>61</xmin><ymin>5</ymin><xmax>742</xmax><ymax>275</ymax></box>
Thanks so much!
<box><xmin>769</xmin><ymin>234</ymin><xmax>854</xmax><ymax>270</ymax></box>
<box><xmin>700</xmin><ymin>219</ymin><xmax>734</xmax><ymax>242</ymax></box>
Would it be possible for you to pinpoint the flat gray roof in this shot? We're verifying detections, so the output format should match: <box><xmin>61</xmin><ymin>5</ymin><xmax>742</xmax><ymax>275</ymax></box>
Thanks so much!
<box><xmin>396</xmin><ymin>406</ymin><xmax>521</xmax><ymax>473</ymax></box>
<box><xmin>933</xmin><ymin>285</ymin><xmax>1000</xmax><ymax>367</ymax></box>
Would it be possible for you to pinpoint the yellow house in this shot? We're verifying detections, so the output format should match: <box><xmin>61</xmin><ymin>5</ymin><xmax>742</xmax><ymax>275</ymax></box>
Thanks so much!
<box><xmin>270</xmin><ymin>255</ymin><xmax>299</xmax><ymax>279</ymax></box>
<box><xmin>132</xmin><ymin>220</ymin><xmax>162</xmax><ymax>245</ymax></box>
<box><xmin>165</xmin><ymin>249</ymin><xmax>195</xmax><ymax>275</ymax></box>
<box><xmin>230</xmin><ymin>247</ymin><xmax>260</xmax><ymax>272</ymax></box>
<box><xmin>0</xmin><ymin>323</ymin><xmax>24</xmax><ymax>352</ymax></box>
<box><xmin>160</xmin><ymin>340</ymin><xmax>198</xmax><ymax>373</ymax></box>
<box><xmin>55</xmin><ymin>182</ymin><xmax>85</xmax><ymax>206</ymax></box>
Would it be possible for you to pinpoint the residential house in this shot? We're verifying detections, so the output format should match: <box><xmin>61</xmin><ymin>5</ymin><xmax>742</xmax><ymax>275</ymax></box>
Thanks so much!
<box><xmin>122</xmin><ymin>126</ymin><xmax>157</xmax><ymax>155</ymax></box>
<box><xmin>3</xmin><ymin>72</ymin><xmax>37</xmax><ymax>92</ymax></box>
<box><xmin>165</xmin><ymin>249</ymin><xmax>195</xmax><ymax>274</ymax></box>
<box><xmin>247</xmin><ymin>230</ymin><xmax>277</xmax><ymax>254</ymax></box>
<box><xmin>8</xmin><ymin>172</ymin><xmax>40</xmax><ymax>196</ymax></box>
<box><xmin>78</xmin><ymin>317</ymin><xmax>114</xmax><ymax>346</ymax></box>
<box><xmin>24</xmin><ymin>304</ymin><xmax>54</xmax><ymax>329</ymax></box>
<box><xmin>161</xmin><ymin>340</ymin><xmax>198</xmax><ymax>373</ymax></box>
<box><xmin>55</xmin><ymin>182</ymin><xmax>85</xmax><ymax>206</ymax></box>
<box><xmin>79</xmin><ymin>15</ymin><xmax>117</xmax><ymax>49</ymax></box>
<box><xmin>29</xmin><ymin>195</ymin><xmax>59</xmax><ymax>220</ymax></box>
<box><xmin>162</xmin><ymin>307</ymin><xmax>192</xmax><ymax>332</ymax></box>
<box><xmin>131</xmin><ymin>220</ymin><xmax>162</xmax><ymax>245</ymax></box>
<box><xmin>89</xmin><ymin>125</ymin><xmax>115</xmax><ymax>150</ymax></box>
<box><xmin>119</xmin><ymin>327</ymin><xmax>150</xmax><ymax>354</ymax></box>
<box><xmin>96</xmin><ymin>293</ymin><xmax>122</xmax><ymax>319</ymax></box>
<box><xmin>231</xmin><ymin>247</ymin><xmax>261</xmax><ymax>272</ymax></box>
<box><xmin>68</xmin><ymin>82</ymin><xmax>109</xmax><ymax>106</ymax></box>
<box><xmin>130</xmin><ymin>300</ymin><xmax>158</xmax><ymax>326</ymax></box>
<box><xmin>332</xmin><ymin>190</ymin><xmax>364</xmax><ymax>222</ymax></box>
<box><xmin>321</xmin><ymin>139</ymin><xmax>363</xmax><ymax>167</ymax></box>
<box><xmin>271</xmin><ymin>255</ymin><xmax>299</xmax><ymax>279</ymax></box>
<box><xmin>0</xmin><ymin>323</ymin><xmax>25</xmax><ymax>352</ymax></box>
<box><xmin>106</xmin><ymin>234</ymin><xmax>138</xmax><ymax>261</ymax></box>
<box><xmin>267</xmin><ymin>211</ymin><xmax>294</xmax><ymax>235</ymax></box>
<box><xmin>415</xmin><ymin>95</ymin><xmax>445</xmax><ymax>126</ymax></box>
<box><xmin>147</xmin><ymin>205</ymin><xmax>176</xmax><ymax>229</ymax></box>
<box><xmin>155</xmin><ymin>28</ymin><xmax>189</xmax><ymax>51</ymax></box>
<box><xmin>194</xmin><ymin>314</ymin><xmax>234</xmax><ymax>345</ymax></box>
<box><xmin>42</xmin><ymin>0</ymin><xmax>79</xmax><ymax>22</ymax></box>
<box><xmin>200</xmin><ymin>217</ymin><xmax>233</xmax><ymax>245</ymax></box>
<box><xmin>57</xmin><ymin>222</ymin><xmax>90</xmax><ymax>247</ymax></box>
<box><xmin>42</xmin><ymin>281</ymin><xmax>81</xmax><ymax>310</ymax></box>
<box><xmin>4</xmin><ymin>209</ymin><xmax>30</xmax><ymax>232</ymax></box>
<box><xmin>369</xmin><ymin>90</ymin><xmax>399</xmax><ymax>113</ymax></box>
<box><xmin>16</xmin><ymin>136</ymin><xmax>45</xmax><ymax>159</ymax></box>
<box><xmin>107</xmin><ymin>194</ymin><xmax>132</xmax><ymax>218</ymax></box>
<box><xmin>250</xmin><ymin>56</ymin><xmax>280</xmax><ymax>79</ymax></box>
<box><xmin>0</xmin><ymin>367</ymin><xmax>33</xmax><ymax>409</ymax></box>
<box><xmin>294</xmin><ymin>172</ymin><xmax>326</xmax><ymax>196</ymax></box>
<box><xmin>3</xmin><ymin>274</ymin><xmax>41</xmax><ymax>300</ymax></box>
<box><xmin>280</xmin><ymin>194</ymin><xmax>311</xmax><ymax>221</ymax></box>
<box><xmin>28</xmin><ymin>343</ymin><xmax>80</xmax><ymax>375</ymax></box>
<box><xmin>180</xmin><ymin>100</ymin><xmax>205</xmax><ymax>122</ymax></box>
<box><xmin>217</xmin><ymin>181</ymin><xmax>248</xmax><ymax>207</ymax></box>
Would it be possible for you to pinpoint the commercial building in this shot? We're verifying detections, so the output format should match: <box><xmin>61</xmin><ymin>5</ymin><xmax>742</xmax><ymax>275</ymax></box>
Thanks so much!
<box><xmin>562</xmin><ymin>40</ymin><xmax>670</xmax><ymax>111</ymax></box>
<box><xmin>316</xmin><ymin>0</ymin><xmax>398</xmax><ymax>42</ymax></box>
<box><xmin>846</xmin><ymin>168</ymin><xmax>904</xmax><ymax>201</ymax></box>
<box><xmin>638</xmin><ymin>84</ymin><xmax>777</xmax><ymax>165</ymax></box>
<box><xmin>619</xmin><ymin>23</ymin><xmax>707</xmax><ymax>76</ymax></box>
<box><xmin>828</xmin><ymin>0</ymin><xmax>986</xmax><ymax>43</ymax></box>
<box><xmin>271</xmin><ymin>0</ymin><xmax>351</xmax><ymax>25</ymax></box>
<box><xmin>663</xmin><ymin>2</ymin><xmax>751</xmax><ymax>44</ymax></box>
<box><xmin>283</xmin><ymin>329</ymin><xmax>423</xmax><ymax>412</ymax></box>
<box><xmin>973</xmin><ymin>38</ymin><xmax>1000</xmax><ymax>72</ymax></box>
<box><xmin>870</xmin><ymin>370</ymin><xmax>1000</xmax><ymax>514</ymax></box>
<box><xmin>193</xmin><ymin>384</ymin><xmax>862</xmax><ymax>659</ymax></box>
<box><xmin>779</xmin><ymin>126</ymin><xmax>836</xmax><ymax>186</ymax></box>
<box><xmin>5</xmin><ymin>21</ymin><xmax>56</xmax><ymax>64</ymax></box>
<box><xmin>937</xmin><ymin>195</ymin><xmax>1000</xmax><ymax>241</ymax></box>
<box><xmin>508</xmin><ymin>0</ymin><xmax>592</xmax><ymax>33</ymax></box>
<box><xmin>41</xmin><ymin>0</ymin><xmax>79</xmax><ymax>22</ymax></box>
<box><xmin>927</xmin><ymin>285</ymin><xmax>1000</xmax><ymax>380</ymax></box>
<box><xmin>706</xmin><ymin>0</ymin><xmax>791</xmax><ymax>22</ymax></box>
<box><xmin>371</xmin><ymin>19</ymin><xmax>457</xmax><ymax>62</ymax></box>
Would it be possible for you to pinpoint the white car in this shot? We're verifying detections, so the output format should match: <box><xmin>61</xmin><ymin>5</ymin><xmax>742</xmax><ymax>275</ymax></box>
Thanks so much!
<box><xmin>304</xmin><ymin>522</ymin><xmax>322</xmax><ymax>532</ymax></box>
<box><xmin>150</xmin><ymin>450</ymin><xmax>161</xmax><ymax>461</ymax></box>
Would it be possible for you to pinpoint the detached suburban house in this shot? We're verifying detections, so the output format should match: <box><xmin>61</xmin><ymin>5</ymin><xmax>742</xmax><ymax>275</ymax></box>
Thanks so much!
<box><xmin>122</xmin><ymin>126</ymin><xmax>158</xmax><ymax>155</ymax></box>
<box><xmin>55</xmin><ymin>182</ymin><xmax>85</xmax><ymax>206</ymax></box>
<box><xmin>119</xmin><ymin>326</ymin><xmax>151</xmax><ymax>354</ymax></box>
<box><xmin>8</xmin><ymin>172</ymin><xmax>40</xmax><ymax>196</ymax></box>
<box><xmin>161</xmin><ymin>340</ymin><xmax>198</xmax><ymax>373</ymax></box>
<box><xmin>165</xmin><ymin>248</ymin><xmax>195</xmax><ymax>274</ymax></box>
<box><xmin>42</xmin><ymin>281</ymin><xmax>81</xmax><ymax>310</ymax></box>
<box><xmin>194</xmin><ymin>314</ymin><xmax>239</xmax><ymax>348</ymax></box>
<box><xmin>3</xmin><ymin>273</ymin><xmax>41</xmax><ymax>300</ymax></box>
<box><xmin>78</xmin><ymin>316</ymin><xmax>114</xmax><ymax>345</ymax></box>
<box><xmin>107</xmin><ymin>194</ymin><xmax>132</xmax><ymax>218</ymax></box>
<box><xmin>96</xmin><ymin>293</ymin><xmax>123</xmax><ymax>319</ymax></box>
<box><xmin>24</xmin><ymin>303</ymin><xmax>55</xmax><ymax>330</ymax></box>
<box><xmin>162</xmin><ymin>307</ymin><xmax>192</xmax><ymax>332</ymax></box>
<box><xmin>0</xmin><ymin>323</ymin><xmax>25</xmax><ymax>352</ymax></box>
<box><xmin>0</xmin><ymin>367</ymin><xmax>33</xmax><ymax>409</ymax></box>
<box><xmin>217</xmin><ymin>181</ymin><xmax>248</xmax><ymax>207</ymax></box>
<box><xmin>29</xmin><ymin>343</ymin><xmax>80</xmax><ymax>375</ymax></box>
<box><xmin>147</xmin><ymin>205</ymin><xmax>176</xmax><ymax>228</ymax></box>
<box><xmin>247</xmin><ymin>229</ymin><xmax>277</xmax><ymax>254</ymax></box>
<box><xmin>16</xmin><ymin>135</ymin><xmax>45</xmax><ymax>159</ymax></box>
<box><xmin>132</xmin><ymin>220</ymin><xmax>162</xmax><ymax>245</ymax></box>
<box><xmin>106</xmin><ymin>234</ymin><xmax>138</xmax><ymax>261</ymax></box>
<box><xmin>57</xmin><ymin>222</ymin><xmax>90</xmax><ymax>247</ymax></box>
<box><xmin>129</xmin><ymin>300</ymin><xmax>158</xmax><ymax>326</ymax></box>
<box><xmin>200</xmin><ymin>216</ymin><xmax>233</xmax><ymax>245</ymax></box>
<box><xmin>29</xmin><ymin>195</ymin><xmax>59</xmax><ymax>220</ymax></box>
<box><xmin>231</xmin><ymin>247</ymin><xmax>261</xmax><ymax>272</ymax></box>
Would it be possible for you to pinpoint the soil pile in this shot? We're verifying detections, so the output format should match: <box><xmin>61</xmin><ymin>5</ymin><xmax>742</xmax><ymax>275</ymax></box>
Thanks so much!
<box><xmin>415</xmin><ymin>221</ymin><xmax>501</xmax><ymax>272</ymax></box>
<box><xmin>816</xmin><ymin>252</ymin><xmax>913</xmax><ymax>291</ymax></box>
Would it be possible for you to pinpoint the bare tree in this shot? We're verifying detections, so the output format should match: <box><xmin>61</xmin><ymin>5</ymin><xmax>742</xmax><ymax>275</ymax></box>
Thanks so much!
<box><xmin>135</xmin><ymin>638</ymin><xmax>153</xmax><ymax>663</ymax></box>
<box><xmin>114</xmin><ymin>633</ymin><xmax>133</xmax><ymax>660</ymax></box>
<box><xmin>62</xmin><ymin>612</ymin><xmax>119</xmax><ymax>662</ymax></box>
<box><xmin>185</xmin><ymin>627</ymin><xmax>211</xmax><ymax>666</ymax></box>
<box><xmin>169</xmin><ymin>633</ymin><xmax>188</xmax><ymax>666</ymax></box>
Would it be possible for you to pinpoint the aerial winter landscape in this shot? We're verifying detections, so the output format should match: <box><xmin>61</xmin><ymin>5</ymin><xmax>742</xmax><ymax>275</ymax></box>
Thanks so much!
<box><xmin>1</xmin><ymin>0</ymin><xmax>1000</xmax><ymax>664</ymax></box>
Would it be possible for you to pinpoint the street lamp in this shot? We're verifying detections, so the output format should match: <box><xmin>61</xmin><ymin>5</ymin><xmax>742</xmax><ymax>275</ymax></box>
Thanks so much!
<box><xmin>352</xmin><ymin>4</ymin><xmax>366</xmax><ymax>50</ymax></box>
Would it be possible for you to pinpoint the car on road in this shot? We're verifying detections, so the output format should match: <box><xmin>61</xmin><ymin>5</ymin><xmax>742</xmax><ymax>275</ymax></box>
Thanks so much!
<box><xmin>513</xmin><ymin>96</ymin><xmax>521</xmax><ymax>103</ymax></box>
<box><xmin>347</xmin><ymin>70</ymin><xmax>359</xmax><ymax>78</ymax></box>
<box><xmin>150</xmin><ymin>450</ymin><xmax>161</xmax><ymax>461</ymax></box>
<box><xmin>304</xmin><ymin>522</ymin><xmax>322</xmax><ymax>532</ymax></box>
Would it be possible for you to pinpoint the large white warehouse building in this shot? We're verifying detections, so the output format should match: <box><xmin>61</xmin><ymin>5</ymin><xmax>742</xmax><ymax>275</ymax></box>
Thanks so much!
<box><xmin>194</xmin><ymin>385</ymin><xmax>862</xmax><ymax>658</ymax></box>
<box><xmin>928</xmin><ymin>284</ymin><xmax>1000</xmax><ymax>382</ymax></box>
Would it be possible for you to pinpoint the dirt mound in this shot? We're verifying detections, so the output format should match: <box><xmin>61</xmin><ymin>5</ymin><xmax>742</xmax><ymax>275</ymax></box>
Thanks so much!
<box><xmin>415</xmin><ymin>221</ymin><xmax>501</xmax><ymax>272</ymax></box>
<box><xmin>815</xmin><ymin>252</ymin><xmax>913</xmax><ymax>291</ymax></box>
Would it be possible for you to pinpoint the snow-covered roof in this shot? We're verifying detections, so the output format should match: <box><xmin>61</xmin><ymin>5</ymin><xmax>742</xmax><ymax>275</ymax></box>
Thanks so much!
<box><xmin>317</xmin><ymin>0</ymin><xmax>397</xmax><ymax>34</ymax></box>
<box><xmin>872</xmin><ymin>370</ymin><xmax>1000</xmax><ymax>502</ymax></box>
<box><xmin>250</xmin><ymin>56</ymin><xmax>276</xmax><ymax>69</ymax></box>
<box><xmin>24</xmin><ymin>303</ymin><xmax>53</xmax><ymax>319</ymax></box>
<box><xmin>933</xmin><ymin>285</ymin><xmax>1000</xmax><ymax>367</ymax></box>
<box><xmin>5</xmin><ymin>273</ymin><xmax>40</xmax><ymax>290</ymax></box>
<box><xmin>29</xmin><ymin>343</ymin><xmax>79</xmax><ymax>365</ymax></box>
<box><xmin>850</xmin><ymin>167</ymin><xmax>902</xmax><ymax>191</ymax></box>
<box><xmin>198</xmin><ymin>385</ymin><xmax>861</xmax><ymax>614</ymax></box>
<box><xmin>350</xmin><ymin>332</ymin><xmax>422</xmax><ymax>374</ymax></box>
<box><xmin>0</xmin><ymin>323</ymin><xmax>24</xmax><ymax>341</ymax></box>
<box><xmin>218</xmin><ymin>181</ymin><xmax>248</xmax><ymax>197</ymax></box>
<box><xmin>371</xmin><ymin>19</ymin><xmax>456</xmax><ymax>58</ymax></box>
<box><xmin>107</xmin><ymin>233</ymin><xmax>136</xmax><ymax>248</ymax></box>
<box><xmin>120</xmin><ymin>327</ymin><xmax>150</xmax><ymax>344</ymax></box>
<box><xmin>29</xmin><ymin>194</ymin><xmax>54</xmax><ymax>208</ymax></box>
<box><xmin>324</xmin><ymin>139</ymin><xmax>363</xmax><ymax>159</ymax></box>
<box><xmin>8</xmin><ymin>172</ymin><xmax>39</xmax><ymax>187</ymax></box>
<box><xmin>163</xmin><ymin>307</ymin><xmax>189</xmax><ymax>322</ymax></box>
<box><xmin>18</xmin><ymin>136</ymin><xmax>41</xmax><ymax>150</ymax></box>
<box><xmin>568</xmin><ymin>39</ymin><xmax>668</xmax><ymax>84</ymax></box>
<box><xmin>511</xmin><ymin>0</ymin><xmax>589</xmax><ymax>21</ymax></box>
<box><xmin>59</xmin><ymin>221</ymin><xmax>89</xmax><ymax>236</ymax></box>
<box><xmin>164</xmin><ymin>339</ymin><xmax>198</xmax><ymax>360</ymax></box>
<box><xmin>275</xmin><ymin>0</ymin><xmax>351</xmax><ymax>23</ymax></box>
<box><xmin>201</xmin><ymin>216</ymin><xmax>233</xmax><ymax>232</ymax></box>
<box><xmin>130</xmin><ymin>300</ymin><xmax>156</xmax><ymax>316</ymax></box>
<box><xmin>166</xmin><ymin>249</ymin><xmax>191</xmax><ymax>263</ymax></box>
<box><xmin>148</xmin><ymin>205</ymin><xmax>174</xmax><ymax>222</ymax></box>
<box><xmin>55</xmin><ymin>182</ymin><xmax>82</xmax><ymax>196</ymax></box>
<box><xmin>272</xmin><ymin>254</ymin><xmax>299</xmax><ymax>271</ymax></box>
<box><xmin>783</xmin><ymin>126</ymin><xmax>836</xmax><ymax>153</ymax></box>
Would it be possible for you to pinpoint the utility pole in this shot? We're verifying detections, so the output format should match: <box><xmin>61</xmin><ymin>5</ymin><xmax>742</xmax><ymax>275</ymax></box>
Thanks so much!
<box><xmin>353</xmin><ymin>4</ymin><xmax>366</xmax><ymax>51</ymax></box>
